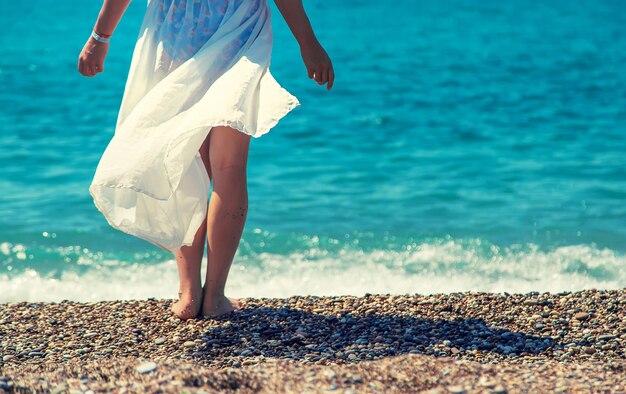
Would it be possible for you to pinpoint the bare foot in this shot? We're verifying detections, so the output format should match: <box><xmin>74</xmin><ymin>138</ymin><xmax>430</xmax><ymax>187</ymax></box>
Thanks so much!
<box><xmin>171</xmin><ymin>290</ymin><xmax>202</xmax><ymax>320</ymax></box>
<box><xmin>201</xmin><ymin>294</ymin><xmax>241</xmax><ymax>318</ymax></box>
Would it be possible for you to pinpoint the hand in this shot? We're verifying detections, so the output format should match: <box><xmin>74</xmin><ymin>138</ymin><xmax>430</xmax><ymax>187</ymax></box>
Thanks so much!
<box><xmin>78</xmin><ymin>36</ymin><xmax>109</xmax><ymax>77</ymax></box>
<box><xmin>300</xmin><ymin>39</ymin><xmax>334</xmax><ymax>90</ymax></box>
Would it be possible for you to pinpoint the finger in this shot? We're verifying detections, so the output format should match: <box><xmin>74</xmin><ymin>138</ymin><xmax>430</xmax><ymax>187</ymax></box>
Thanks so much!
<box><xmin>307</xmin><ymin>67</ymin><xmax>314</xmax><ymax>80</ymax></box>
<box><xmin>315</xmin><ymin>65</ymin><xmax>323</xmax><ymax>83</ymax></box>
<box><xmin>327</xmin><ymin>66</ymin><xmax>334</xmax><ymax>91</ymax></box>
<box><xmin>87</xmin><ymin>64</ymin><xmax>95</xmax><ymax>77</ymax></box>
<box><xmin>83</xmin><ymin>62</ymin><xmax>91</xmax><ymax>77</ymax></box>
<box><xmin>320</xmin><ymin>66</ymin><xmax>328</xmax><ymax>86</ymax></box>
<box><xmin>78</xmin><ymin>58</ymin><xmax>84</xmax><ymax>75</ymax></box>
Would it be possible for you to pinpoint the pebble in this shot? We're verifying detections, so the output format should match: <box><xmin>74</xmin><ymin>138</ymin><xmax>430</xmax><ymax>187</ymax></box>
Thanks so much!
<box><xmin>2</xmin><ymin>355</ymin><xmax>14</xmax><ymax>362</ymax></box>
<box><xmin>154</xmin><ymin>337</ymin><xmax>167</xmax><ymax>345</ymax></box>
<box><xmin>183</xmin><ymin>341</ymin><xmax>196</xmax><ymax>347</ymax></box>
<box><xmin>50</xmin><ymin>383</ymin><xmax>68</xmax><ymax>394</ymax></box>
<box><xmin>322</xmin><ymin>369</ymin><xmax>337</xmax><ymax>379</ymax></box>
<box><xmin>583</xmin><ymin>347</ymin><xmax>596</xmax><ymax>355</ymax></box>
<box><xmin>136</xmin><ymin>361</ymin><xmax>157</xmax><ymax>374</ymax></box>
<box><xmin>478</xmin><ymin>378</ymin><xmax>496</xmax><ymax>388</ymax></box>
<box><xmin>574</xmin><ymin>312</ymin><xmax>590</xmax><ymax>321</ymax></box>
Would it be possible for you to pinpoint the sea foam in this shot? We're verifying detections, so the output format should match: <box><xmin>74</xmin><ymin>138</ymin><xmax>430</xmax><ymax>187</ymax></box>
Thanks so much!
<box><xmin>1</xmin><ymin>239</ymin><xmax>624</xmax><ymax>302</ymax></box>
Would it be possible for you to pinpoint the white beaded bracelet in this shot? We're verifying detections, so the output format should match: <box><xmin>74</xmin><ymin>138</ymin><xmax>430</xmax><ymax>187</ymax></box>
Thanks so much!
<box><xmin>91</xmin><ymin>30</ymin><xmax>111</xmax><ymax>44</ymax></box>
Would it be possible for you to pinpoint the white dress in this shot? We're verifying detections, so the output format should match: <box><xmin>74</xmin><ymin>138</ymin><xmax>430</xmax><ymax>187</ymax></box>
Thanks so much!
<box><xmin>89</xmin><ymin>0</ymin><xmax>300</xmax><ymax>252</ymax></box>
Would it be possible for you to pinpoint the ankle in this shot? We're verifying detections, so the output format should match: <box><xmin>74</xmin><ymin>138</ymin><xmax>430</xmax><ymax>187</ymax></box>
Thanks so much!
<box><xmin>178</xmin><ymin>285</ymin><xmax>202</xmax><ymax>297</ymax></box>
<box><xmin>203</xmin><ymin>291</ymin><xmax>226</xmax><ymax>304</ymax></box>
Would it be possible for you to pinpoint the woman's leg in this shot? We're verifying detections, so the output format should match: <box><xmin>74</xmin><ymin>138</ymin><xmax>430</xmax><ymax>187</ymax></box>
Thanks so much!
<box><xmin>201</xmin><ymin>125</ymin><xmax>251</xmax><ymax>317</ymax></box>
<box><xmin>170</xmin><ymin>133</ymin><xmax>212</xmax><ymax>320</ymax></box>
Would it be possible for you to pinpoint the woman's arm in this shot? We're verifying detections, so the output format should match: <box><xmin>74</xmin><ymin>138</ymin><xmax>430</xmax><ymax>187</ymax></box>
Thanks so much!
<box><xmin>273</xmin><ymin>0</ymin><xmax>334</xmax><ymax>90</ymax></box>
<box><xmin>78</xmin><ymin>0</ymin><xmax>132</xmax><ymax>77</ymax></box>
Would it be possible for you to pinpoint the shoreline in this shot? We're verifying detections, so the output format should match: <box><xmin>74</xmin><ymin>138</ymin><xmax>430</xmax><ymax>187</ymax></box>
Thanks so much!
<box><xmin>2</xmin><ymin>289</ymin><xmax>625</xmax><ymax>392</ymax></box>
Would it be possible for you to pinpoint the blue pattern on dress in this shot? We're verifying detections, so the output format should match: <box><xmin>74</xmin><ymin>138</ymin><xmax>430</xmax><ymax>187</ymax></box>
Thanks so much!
<box><xmin>153</xmin><ymin>0</ymin><xmax>261</xmax><ymax>63</ymax></box>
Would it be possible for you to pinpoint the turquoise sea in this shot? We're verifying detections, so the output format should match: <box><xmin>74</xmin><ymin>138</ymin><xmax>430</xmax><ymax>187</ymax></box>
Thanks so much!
<box><xmin>1</xmin><ymin>0</ymin><xmax>625</xmax><ymax>302</ymax></box>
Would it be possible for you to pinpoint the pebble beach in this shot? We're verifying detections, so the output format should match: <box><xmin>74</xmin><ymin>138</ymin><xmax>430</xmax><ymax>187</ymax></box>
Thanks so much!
<box><xmin>1</xmin><ymin>289</ymin><xmax>625</xmax><ymax>393</ymax></box>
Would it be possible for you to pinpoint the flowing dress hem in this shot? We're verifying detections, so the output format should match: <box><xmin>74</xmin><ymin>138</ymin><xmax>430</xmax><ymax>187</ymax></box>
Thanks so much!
<box><xmin>89</xmin><ymin>96</ymin><xmax>301</xmax><ymax>252</ymax></box>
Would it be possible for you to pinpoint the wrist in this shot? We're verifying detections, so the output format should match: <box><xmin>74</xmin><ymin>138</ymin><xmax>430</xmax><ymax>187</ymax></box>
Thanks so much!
<box><xmin>91</xmin><ymin>29</ymin><xmax>112</xmax><ymax>44</ymax></box>
<box><xmin>93</xmin><ymin>27</ymin><xmax>112</xmax><ymax>38</ymax></box>
<box><xmin>89</xmin><ymin>36</ymin><xmax>109</xmax><ymax>46</ymax></box>
<box><xmin>297</xmin><ymin>35</ymin><xmax>319</xmax><ymax>49</ymax></box>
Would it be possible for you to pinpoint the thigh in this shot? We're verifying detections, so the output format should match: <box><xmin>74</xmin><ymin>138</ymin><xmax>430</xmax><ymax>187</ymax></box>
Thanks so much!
<box><xmin>208</xmin><ymin>125</ymin><xmax>251</xmax><ymax>172</ymax></box>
